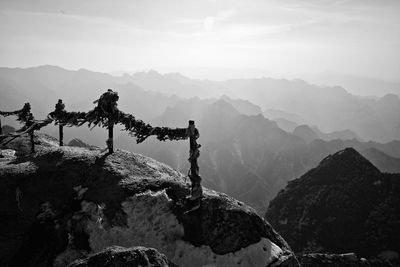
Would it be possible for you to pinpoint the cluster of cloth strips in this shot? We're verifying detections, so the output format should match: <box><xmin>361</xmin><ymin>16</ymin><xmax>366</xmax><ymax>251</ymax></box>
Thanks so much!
<box><xmin>0</xmin><ymin>98</ymin><xmax>189</xmax><ymax>144</ymax></box>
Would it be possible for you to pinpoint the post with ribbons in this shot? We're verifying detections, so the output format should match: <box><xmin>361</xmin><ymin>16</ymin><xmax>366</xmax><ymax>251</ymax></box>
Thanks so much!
<box><xmin>188</xmin><ymin>120</ymin><xmax>202</xmax><ymax>200</ymax></box>
<box><xmin>25</xmin><ymin>112</ymin><xmax>35</xmax><ymax>153</ymax></box>
<box><xmin>95</xmin><ymin>89</ymin><xmax>119</xmax><ymax>154</ymax></box>
<box><xmin>54</xmin><ymin>99</ymin><xmax>66</xmax><ymax>147</ymax></box>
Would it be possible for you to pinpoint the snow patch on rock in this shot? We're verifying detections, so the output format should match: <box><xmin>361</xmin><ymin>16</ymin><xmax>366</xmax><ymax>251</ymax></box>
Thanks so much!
<box><xmin>81</xmin><ymin>190</ymin><xmax>283</xmax><ymax>267</ymax></box>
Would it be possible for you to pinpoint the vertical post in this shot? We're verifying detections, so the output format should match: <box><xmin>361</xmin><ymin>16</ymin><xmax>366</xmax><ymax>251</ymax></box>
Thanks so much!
<box><xmin>30</xmin><ymin>130</ymin><xmax>35</xmax><ymax>153</ymax></box>
<box><xmin>55</xmin><ymin>99</ymin><xmax>65</xmax><ymax>146</ymax></box>
<box><xmin>188</xmin><ymin>120</ymin><xmax>202</xmax><ymax>200</ymax></box>
<box><xmin>59</xmin><ymin>124</ymin><xmax>63</xmax><ymax>146</ymax></box>
<box><xmin>0</xmin><ymin>116</ymin><xmax>2</xmax><ymax>135</ymax></box>
<box><xmin>108</xmin><ymin>120</ymin><xmax>114</xmax><ymax>153</ymax></box>
<box><xmin>189</xmin><ymin>121</ymin><xmax>199</xmax><ymax>177</ymax></box>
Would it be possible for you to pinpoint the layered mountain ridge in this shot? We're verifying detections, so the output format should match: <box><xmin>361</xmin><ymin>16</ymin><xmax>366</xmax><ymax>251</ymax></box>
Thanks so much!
<box><xmin>1</xmin><ymin>65</ymin><xmax>399</xmax><ymax>142</ymax></box>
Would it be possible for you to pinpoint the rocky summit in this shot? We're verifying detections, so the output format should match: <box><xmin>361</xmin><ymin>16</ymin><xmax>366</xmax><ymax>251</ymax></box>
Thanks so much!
<box><xmin>266</xmin><ymin>147</ymin><xmax>400</xmax><ymax>261</ymax></box>
<box><xmin>0</xmin><ymin>133</ymin><xmax>298</xmax><ymax>267</ymax></box>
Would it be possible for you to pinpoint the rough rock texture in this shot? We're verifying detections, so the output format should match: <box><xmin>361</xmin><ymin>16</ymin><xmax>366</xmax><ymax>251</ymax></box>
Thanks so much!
<box><xmin>0</xmin><ymin>133</ymin><xmax>298</xmax><ymax>267</ymax></box>
<box><xmin>68</xmin><ymin>246</ymin><xmax>176</xmax><ymax>267</ymax></box>
<box><xmin>298</xmin><ymin>253</ymin><xmax>370</xmax><ymax>267</ymax></box>
<box><xmin>298</xmin><ymin>253</ymin><xmax>399</xmax><ymax>267</ymax></box>
<box><xmin>1</xmin><ymin>132</ymin><xmax>59</xmax><ymax>156</ymax></box>
<box><xmin>266</xmin><ymin>148</ymin><xmax>400</xmax><ymax>259</ymax></box>
<box><xmin>68</xmin><ymin>138</ymin><xmax>99</xmax><ymax>150</ymax></box>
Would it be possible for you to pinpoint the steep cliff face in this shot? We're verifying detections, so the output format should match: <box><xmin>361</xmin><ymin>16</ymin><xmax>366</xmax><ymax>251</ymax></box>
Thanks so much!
<box><xmin>266</xmin><ymin>148</ymin><xmax>400</xmax><ymax>259</ymax></box>
<box><xmin>0</xmin><ymin>134</ymin><xmax>298</xmax><ymax>267</ymax></box>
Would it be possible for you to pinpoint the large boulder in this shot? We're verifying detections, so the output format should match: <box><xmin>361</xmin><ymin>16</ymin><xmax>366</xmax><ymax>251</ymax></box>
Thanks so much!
<box><xmin>0</xmin><ymin>133</ymin><xmax>298</xmax><ymax>267</ymax></box>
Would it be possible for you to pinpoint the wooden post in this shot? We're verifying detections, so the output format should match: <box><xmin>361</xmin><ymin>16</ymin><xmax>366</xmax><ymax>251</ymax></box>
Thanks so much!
<box><xmin>188</xmin><ymin>120</ymin><xmax>202</xmax><ymax>199</ymax></box>
<box><xmin>59</xmin><ymin>124</ymin><xmax>63</xmax><ymax>146</ymax></box>
<box><xmin>55</xmin><ymin>99</ymin><xmax>65</xmax><ymax>146</ymax></box>
<box><xmin>30</xmin><ymin>130</ymin><xmax>35</xmax><ymax>153</ymax></box>
<box><xmin>108</xmin><ymin>120</ymin><xmax>114</xmax><ymax>153</ymax></box>
<box><xmin>188</xmin><ymin>120</ymin><xmax>199</xmax><ymax>177</ymax></box>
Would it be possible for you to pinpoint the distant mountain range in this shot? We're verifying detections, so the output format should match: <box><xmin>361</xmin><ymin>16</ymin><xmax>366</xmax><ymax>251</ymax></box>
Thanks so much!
<box><xmin>2</xmin><ymin>65</ymin><xmax>399</xmax><ymax>142</ymax></box>
<box><xmin>265</xmin><ymin>148</ymin><xmax>400</xmax><ymax>258</ymax></box>
<box><xmin>292</xmin><ymin>125</ymin><xmax>361</xmax><ymax>144</ymax></box>
<box><xmin>303</xmin><ymin>71</ymin><xmax>400</xmax><ymax>97</ymax></box>
<box><xmin>1</xmin><ymin>65</ymin><xmax>400</xmax><ymax>213</ymax></box>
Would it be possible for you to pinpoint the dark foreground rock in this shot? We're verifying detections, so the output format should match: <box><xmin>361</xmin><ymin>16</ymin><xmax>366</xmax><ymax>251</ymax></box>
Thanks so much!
<box><xmin>69</xmin><ymin>246</ymin><xmax>176</xmax><ymax>267</ymax></box>
<box><xmin>298</xmin><ymin>252</ymin><xmax>400</xmax><ymax>267</ymax></box>
<box><xmin>0</xmin><ymin>133</ymin><xmax>298</xmax><ymax>267</ymax></box>
<box><xmin>298</xmin><ymin>253</ymin><xmax>369</xmax><ymax>267</ymax></box>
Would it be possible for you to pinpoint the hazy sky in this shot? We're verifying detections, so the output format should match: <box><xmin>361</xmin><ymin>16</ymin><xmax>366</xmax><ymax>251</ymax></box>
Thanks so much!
<box><xmin>1</xmin><ymin>0</ymin><xmax>399</xmax><ymax>80</ymax></box>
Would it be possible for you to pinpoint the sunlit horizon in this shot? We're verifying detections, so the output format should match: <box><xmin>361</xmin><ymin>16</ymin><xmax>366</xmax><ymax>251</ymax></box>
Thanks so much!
<box><xmin>1</xmin><ymin>0</ymin><xmax>399</xmax><ymax>82</ymax></box>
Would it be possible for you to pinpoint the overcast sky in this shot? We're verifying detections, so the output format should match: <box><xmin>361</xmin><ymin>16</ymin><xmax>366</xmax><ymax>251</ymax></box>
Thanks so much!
<box><xmin>1</xmin><ymin>0</ymin><xmax>399</xmax><ymax>80</ymax></box>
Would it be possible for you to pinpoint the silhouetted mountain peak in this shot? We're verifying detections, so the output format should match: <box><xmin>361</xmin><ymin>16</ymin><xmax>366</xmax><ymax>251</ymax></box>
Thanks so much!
<box><xmin>266</xmin><ymin>145</ymin><xmax>400</xmax><ymax>258</ymax></box>
<box><xmin>321</xmin><ymin>147</ymin><xmax>365</xmax><ymax>163</ymax></box>
<box><xmin>316</xmin><ymin>147</ymin><xmax>380</xmax><ymax>177</ymax></box>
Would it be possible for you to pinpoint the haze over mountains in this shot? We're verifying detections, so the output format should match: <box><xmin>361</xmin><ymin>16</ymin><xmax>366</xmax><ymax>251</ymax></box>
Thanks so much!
<box><xmin>1</xmin><ymin>65</ymin><xmax>400</xmax><ymax>213</ymax></box>
<box><xmin>2</xmin><ymin>65</ymin><xmax>400</xmax><ymax>141</ymax></box>
<box><xmin>304</xmin><ymin>71</ymin><xmax>400</xmax><ymax>97</ymax></box>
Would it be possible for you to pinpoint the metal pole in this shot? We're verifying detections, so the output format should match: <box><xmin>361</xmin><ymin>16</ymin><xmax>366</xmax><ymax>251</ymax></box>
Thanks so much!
<box><xmin>59</xmin><ymin>124</ymin><xmax>63</xmax><ymax>146</ymax></box>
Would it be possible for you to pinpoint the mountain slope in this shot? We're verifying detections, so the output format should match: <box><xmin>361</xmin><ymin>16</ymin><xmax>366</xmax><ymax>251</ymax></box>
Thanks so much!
<box><xmin>0</xmin><ymin>134</ymin><xmax>298</xmax><ymax>267</ymax></box>
<box><xmin>265</xmin><ymin>148</ymin><xmax>400</xmax><ymax>258</ymax></box>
